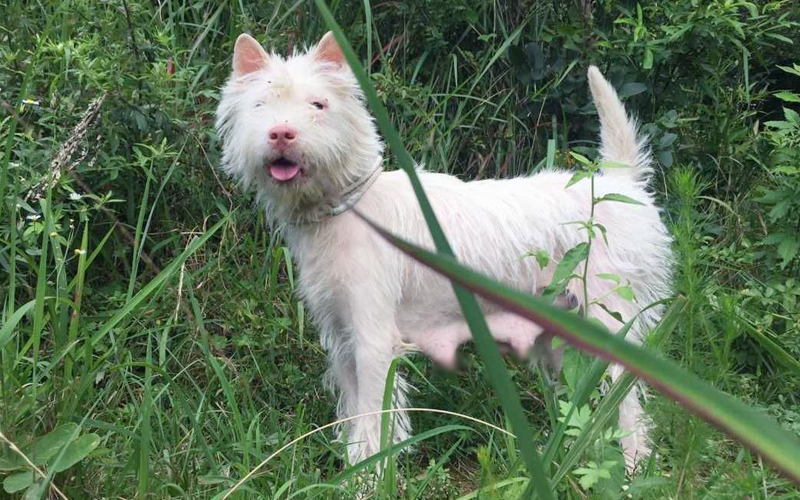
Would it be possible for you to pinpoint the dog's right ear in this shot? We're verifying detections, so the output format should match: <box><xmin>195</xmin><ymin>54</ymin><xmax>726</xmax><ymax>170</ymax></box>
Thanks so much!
<box><xmin>233</xmin><ymin>34</ymin><xmax>269</xmax><ymax>76</ymax></box>
<box><xmin>313</xmin><ymin>31</ymin><xmax>346</xmax><ymax>68</ymax></box>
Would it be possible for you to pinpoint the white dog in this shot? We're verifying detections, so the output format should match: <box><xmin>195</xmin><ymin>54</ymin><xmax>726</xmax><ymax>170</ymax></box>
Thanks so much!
<box><xmin>216</xmin><ymin>31</ymin><xmax>672</xmax><ymax>469</ymax></box>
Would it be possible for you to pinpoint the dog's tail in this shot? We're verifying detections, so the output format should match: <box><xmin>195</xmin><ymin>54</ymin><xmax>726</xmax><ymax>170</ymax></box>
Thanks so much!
<box><xmin>587</xmin><ymin>66</ymin><xmax>652</xmax><ymax>182</ymax></box>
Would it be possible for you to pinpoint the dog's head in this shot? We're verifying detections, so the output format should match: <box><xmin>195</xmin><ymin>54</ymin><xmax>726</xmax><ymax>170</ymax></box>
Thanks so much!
<box><xmin>216</xmin><ymin>32</ymin><xmax>382</xmax><ymax>220</ymax></box>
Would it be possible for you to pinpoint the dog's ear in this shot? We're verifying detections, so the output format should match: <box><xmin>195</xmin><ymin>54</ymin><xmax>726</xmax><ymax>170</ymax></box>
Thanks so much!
<box><xmin>233</xmin><ymin>33</ymin><xmax>269</xmax><ymax>76</ymax></box>
<box><xmin>313</xmin><ymin>31</ymin><xmax>347</xmax><ymax>69</ymax></box>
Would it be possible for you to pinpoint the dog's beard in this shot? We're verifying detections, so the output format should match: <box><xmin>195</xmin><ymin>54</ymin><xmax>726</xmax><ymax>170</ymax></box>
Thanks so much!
<box><xmin>260</xmin><ymin>155</ymin><xmax>374</xmax><ymax>222</ymax></box>
<box><xmin>265</xmin><ymin>178</ymin><xmax>326</xmax><ymax>211</ymax></box>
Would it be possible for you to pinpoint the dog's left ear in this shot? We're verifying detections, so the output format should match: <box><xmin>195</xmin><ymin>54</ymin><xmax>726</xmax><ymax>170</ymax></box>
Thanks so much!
<box><xmin>233</xmin><ymin>33</ymin><xmax>269</xmax><ymax>76</ymax></box>
<box><xmin>314</xmin><ymin>31</ymin><xmax>347</xmax><ymax>69</ymax></box>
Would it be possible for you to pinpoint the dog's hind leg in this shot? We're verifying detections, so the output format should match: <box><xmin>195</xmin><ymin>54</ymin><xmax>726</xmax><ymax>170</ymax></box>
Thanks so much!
<box><xmin>610</xmin><ymin>363</ymin><xmax>650</xmax><ymax>471</ymax></box>
<box><xmin>577</xmin><ymin>287</ymin><xmax>652</xmax><ymax>471</ymax></box>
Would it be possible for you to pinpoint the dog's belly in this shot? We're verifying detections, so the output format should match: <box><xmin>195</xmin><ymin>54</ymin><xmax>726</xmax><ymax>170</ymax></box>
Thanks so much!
<box><xmin>394</xmin><ymin>255</ymin><xmax>550</xmax><ymax>367</ymax></box>
<box><xmin>379</xmin><ymin>170</ymin><xmax>593</xmax><ymax>366</ymax></box>
<box><xmin>398</xmin><ymin>307</ymin><xmax>546</xmax><ymax>368</ymax></box>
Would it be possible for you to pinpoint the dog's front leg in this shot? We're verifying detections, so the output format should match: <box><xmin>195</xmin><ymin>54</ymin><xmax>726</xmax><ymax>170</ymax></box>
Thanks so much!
<box><xmin>325</xmin><ymin>338</ymin><xmax>360</xmax><ymax>440</ymax></box>
<box><xmin>343</xmin><ymin>313</ymin><xmax>410</xmax><ymax>466</ymax></box>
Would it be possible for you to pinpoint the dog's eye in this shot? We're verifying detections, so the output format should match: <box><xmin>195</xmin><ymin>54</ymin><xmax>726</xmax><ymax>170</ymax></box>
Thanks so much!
<box><xmin>311</xmin><ymin>101</ymin><xmax>326</xmax><ymax>110</ymax></box>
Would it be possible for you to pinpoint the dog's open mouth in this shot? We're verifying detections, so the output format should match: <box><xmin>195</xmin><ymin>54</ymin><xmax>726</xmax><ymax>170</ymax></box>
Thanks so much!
<box><xmin>268</xmin><ymin>157</ymin><xmax>303</xmax><ymax>182</ymax></box>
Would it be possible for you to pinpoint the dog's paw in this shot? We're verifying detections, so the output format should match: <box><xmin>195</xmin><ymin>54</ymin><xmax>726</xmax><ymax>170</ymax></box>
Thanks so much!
<box><xmin>621</xmin><ymin>428</ymin><xmax>652</xmax><ymax>473</ymax></box>
<box><xmin>341</xmin><ymin>470</ymin><xmax>407</xmax><ymax>499</ymax></box>
<box><xmin>342</xmin><ymin>471</ymin><xmax>377</xmax><ymax>499</ymax></box>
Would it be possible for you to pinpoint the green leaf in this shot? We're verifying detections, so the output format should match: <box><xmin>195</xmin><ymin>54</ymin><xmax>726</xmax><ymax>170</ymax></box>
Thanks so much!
<box><xmin>599</xmin><ymin>460</ymin><xmax>617</xmax><ymax>471</ymax></box>
<box><xmin>643</xmin><ymin>47</ymin><xmax>653</xmax><ymax>69</ymax></box>
<box><xmin>599</xmin><ymin>160</ymin><xmax>632</xmax><ymax>170</ymax></box>
<box><xmin>542</xmin><ymin>243</ymin><xmax>589</xmax><ymax>299</ymax></box>
<box><xmin>355</xmin><ymin>213</ymin><xmax>800</xmax><ymax>484</ymax></box>
<box><xmin>552</xmin><ymin>300</ymin><xmax>682</xmax><ymax>480</ymax></box>
<box><xmin>774</xmin><ymin>166</ymin><xmax>800</xmax><ymax>175</ymax></box>
<box><xmin>617</xmin><ymin>82</ymin><xmax>647</xmax><ymax>98</ymax></box>
<box><xmin>546</xmin><ymin>137</ymin><xmax>556</xmax><ymax>168</ymax></box>
<box><xmin>569</xmin><ymin>151</ymin><xmax>592</xmax><ymax>166</ymax></box>
<box><xmin>596</xmin><ymin>302</ymin><xmax>623</xmax><ymax>323</ymax></box>
<box><xmin>604</xmin><ymin>427</ymin><xmax>629</xmax><ymax>441</ymax></box>
<box><xmin>574</xmin><ymin>461</ymin><xmax>612</xmax><ymax>490</ymax></box>
<box><xmin>659</xmin><ymin>132</ymin><xmax>678</xmax><ymax>148</ymax></box>
<box><xmin>595</xmin><ymin>193</ymin><xmax>645</xmax><ymax>206</ymax></box>
<box><xmin>594</xmin><ymin>222</ymin><xmax>609</xmax><ymax>245</ymax></box>
<box><xmin>616</xmin><ymin>285</ymin><xmax>635</xmax><ymax>301</ymax></box>
<box><xmin>525</xmin><ymin>41</ymin><xmax>546</xmax><ymax>80</ymax></box>
<box><xmin>764</xmin><ymin>120</ymin><xmax>795</xmax><ymax>130</ymax></box>
<box><xmin>533</xmin><ymin>249</ymin><xmax>550</xmax><ymax>269</ymax></box>
<box><xmin>50</xmin><ymin>434</ymin><xmax>100</xmax><ymax>473</ymax></box>
<box><xmin>743</xmin><ymin>2</ymin><xmax>759</xmax><ymax>16</ymax></box>
<box><xmin>558</xmin><ymin>402</ymin><xmax>592</xmax><ymax>433</ymax></box>
<box><xmin>574</xmin><ymin>469</ymin><xmax>597</xmax><ymax>490</ymax></box>
<box><xmin>784</xmin><ymin>107</ymin><xmax>800</xmax><ymax>126</ymax></box>
<box><xmin>27</xmin><ymin>424</ymin><xmax>79</xmax><ymax>465</ymax></box>
<box><xmin>23</xmin><ymin>481</ymin><xmax>47</xmax><ymax>500</ymax></box>
<box><xmin>656</xmin><ymin>149</ymin><xmax>674</xmax><ymax>167</ymax></box>
<box><xmin>507</xmin><ymin>45</ymin><xmax>531</xmax><ymax>84</ymax></box>
<box><xmin>756</xmin><ymin>188</ymin><xmax>788</xmax><ymax>204</ymax></box>
<box><xmin>566</xmin><ymin>170</ymin><xmax>592</xmax><ymax>188</ymax></box>
<box><xmin>768</xmin><ymin>198</ymin><xmax>792</xmax><ymax>221</ymax></box>
<box><xmin>765</xmin><ymin>33</ymin><xmax>794</xmax><ymax>44</ymax></box>
<box><xmin>628</xmin><ymin>476</ymin><xmax>670</xmax><ymax>495</ymax></box>
<box><xmin>596</xmin><ymin>273</ymin><xmax>621</xmax><ymax>284</ymax></box>
<box><xmin>778</xmin><ymin>64</ymin><xmax>800</xmax><ymax>77</ymax></box>
<box><xmin>775</xmin><ymin>92</ymin><xmax>800</xmax><ymax>103</ymax></box>
<box><xmin>3</xmin><ymin>471</ymin><xmax>34</xmax><ymax>493</ymax></box>
<box><xmin>777</xmin><ymin>236</ymin><xmax>799</xmax><ymax>265</ymax></box>
<box><xmin>744</xmin><ymin>326</ymin><xmax>800</xmax><ymax>378</ymax></box>
<box><xmin>761</xmin><ymin>232</ymin><xmax>787</xmax><ymax>245</ymax></box>
<box><xmin>328</xmin><ymin>424</ymin><xmax>474</xmax><ymax>489</ymax></box>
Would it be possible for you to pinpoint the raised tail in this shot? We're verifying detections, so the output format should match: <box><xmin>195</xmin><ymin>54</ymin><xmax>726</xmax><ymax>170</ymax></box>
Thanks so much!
<box><xmin>587</xmin><ymin>66</ymin><xmax>652</xmax><ymax>182</ymax></box>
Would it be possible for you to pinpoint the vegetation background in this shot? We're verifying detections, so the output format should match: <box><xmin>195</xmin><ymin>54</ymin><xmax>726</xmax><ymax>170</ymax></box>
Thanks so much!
<box><xmin>2</xmin><ymin>0</ymin><xmax>800</xmax><ymax>498</ymax></box>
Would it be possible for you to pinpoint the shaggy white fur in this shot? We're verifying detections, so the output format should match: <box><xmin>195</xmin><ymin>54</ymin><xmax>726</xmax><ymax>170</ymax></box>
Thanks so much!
<box><xmin>216</xmin><ymin>32</ymin><xmax>672</xmax><ymax>469</ymax></box>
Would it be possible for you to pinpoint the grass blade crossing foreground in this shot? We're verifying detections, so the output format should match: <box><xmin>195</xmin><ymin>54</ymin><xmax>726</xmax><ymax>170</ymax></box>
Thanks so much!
<box><xmin>353</xmin><ymin>211</ymin><xmax>800</xmax><ymax>485</ymax></box>
<box><xmin>313</xmin><ymin>3</ymin><xmax>555</xmax><ymax>499</ymax></box>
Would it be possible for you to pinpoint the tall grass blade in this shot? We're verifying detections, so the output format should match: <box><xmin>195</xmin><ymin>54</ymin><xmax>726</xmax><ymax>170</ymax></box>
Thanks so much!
<box><xmin>64</xmin><ymin>212</ymin><xmax>90</xmax><ymax>380</ymax></box>
<box><xmin>312</xmin><ymin>4</ymin><xmax>555</xmax><ymax>497</ymax></box>
<box><xmin>355</xmin><ymin>211</ymin><xmax>800</xmax><ymax>484</ymax></box>
<box><xmin>744</xmin><ymin>325</ymin><xmax>800</xmax><ymax>378</ymax></box>
<box><xmin>0</xmin><ymin>301</ymin><xmax>37</xmax><ymax>351</ymax></box>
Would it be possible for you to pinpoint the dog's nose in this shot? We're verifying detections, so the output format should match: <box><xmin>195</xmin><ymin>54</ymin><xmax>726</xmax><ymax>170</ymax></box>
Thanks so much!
<box><xmin>268</xmin><ymin>124</ymin><xmax>298</xmax><ymax>148</ymax></box>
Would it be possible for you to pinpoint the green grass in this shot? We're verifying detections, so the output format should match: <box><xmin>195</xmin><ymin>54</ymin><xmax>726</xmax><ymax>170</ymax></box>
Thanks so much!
<box><xmin>2</xmin><ymin>0</ymin><xmax>800</xmax><ymax>499</ymax></box>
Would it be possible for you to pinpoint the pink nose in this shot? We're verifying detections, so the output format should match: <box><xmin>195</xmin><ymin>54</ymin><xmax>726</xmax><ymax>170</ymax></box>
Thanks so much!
<box><xmin>268</xmin><ymin>124</ymin><xmax>297</xmax><ymax>148</ymax></box>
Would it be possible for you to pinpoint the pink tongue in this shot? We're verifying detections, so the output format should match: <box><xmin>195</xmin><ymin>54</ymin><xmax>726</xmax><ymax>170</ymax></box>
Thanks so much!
<box><xmin>269</xmin><ymin>164</ymin><xmax>300</xmax><ymax>181</ymax></box>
